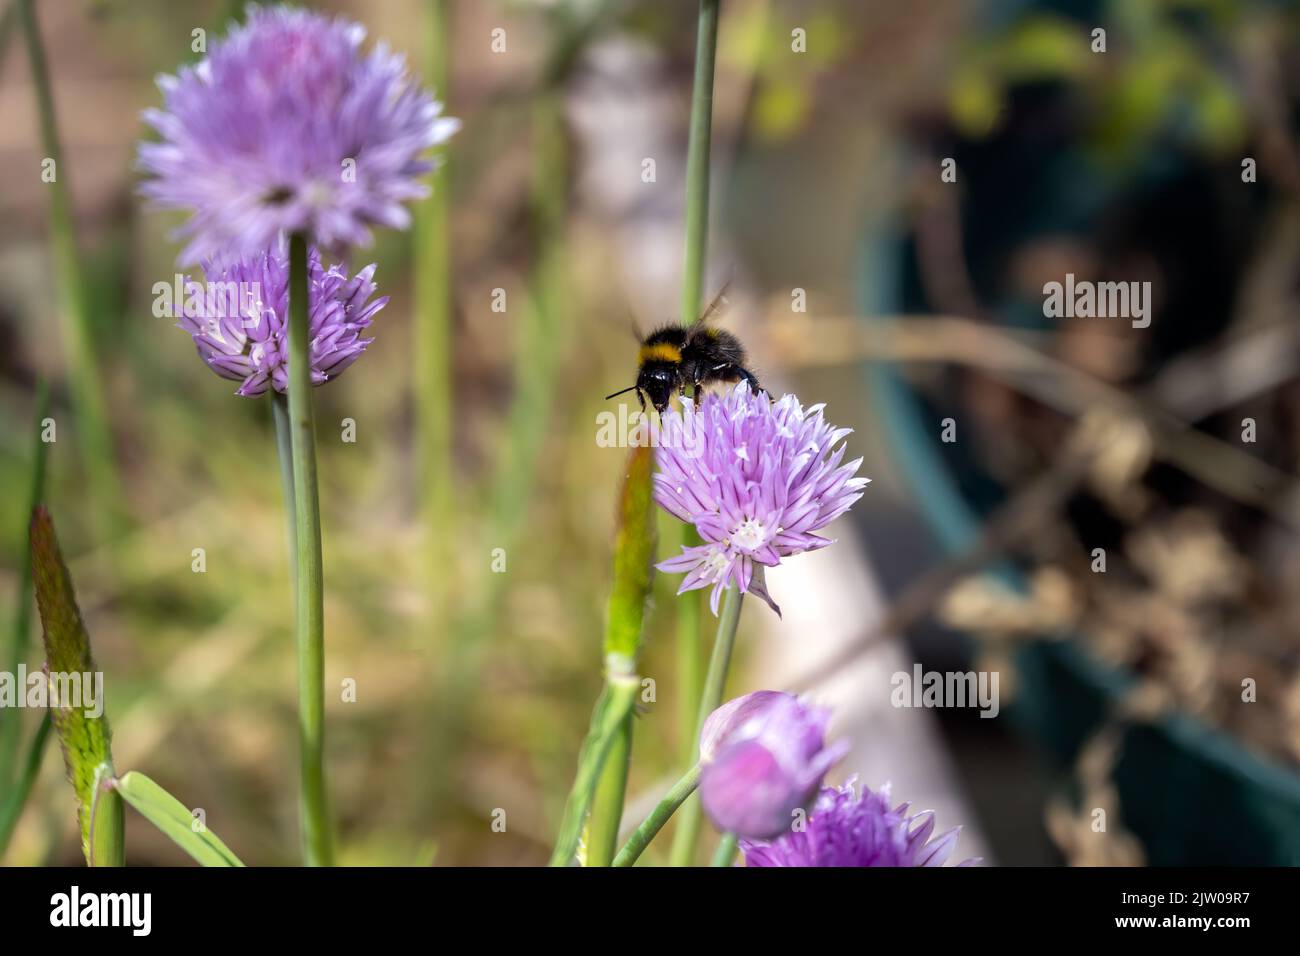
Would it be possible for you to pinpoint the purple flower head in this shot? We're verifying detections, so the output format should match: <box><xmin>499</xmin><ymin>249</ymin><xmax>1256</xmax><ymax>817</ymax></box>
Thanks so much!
<box><xmin>740</xmin><ymin>778</ymin><xmax>979</xmax><ymax>867</ymax></box>
<box><xmin>698</xmin><ymin>691</ymin><xmax>850</xmax><ymax>840</ymax></box>
<box><xmin>653</xmin><ymin>384</ymin><xmax>869</xmax><ymax>616</ymax></box>
<box><xmin>139</xmin><ymin>4</ymin><xmax>460</xmax><ymax>264</ymax></box>
<box><xmin>177</xmin><ymin>242</ymin><xmax>387</xmax><ymax>396</ymax></box>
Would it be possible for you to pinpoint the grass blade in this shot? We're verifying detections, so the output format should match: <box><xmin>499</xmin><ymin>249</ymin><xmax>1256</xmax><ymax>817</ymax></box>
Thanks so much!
<box><xmin>0</xmin><ymin>381</ymin><xmax>51</xmax><ymax>786</ymax></box>
<box><xmin>115</xmin><ymin>771</ymin><xmax>245</xmax><ymax>867</ymax></box>
<box><xmin>0</xmin><ymin>712</ymin><xmax>52</xmax><ymax>859</ymax></box>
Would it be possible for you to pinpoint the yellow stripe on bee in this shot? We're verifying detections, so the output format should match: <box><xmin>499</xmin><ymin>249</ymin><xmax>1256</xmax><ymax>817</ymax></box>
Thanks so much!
<box><xmin>638</xmin><ymin>342</ymin><xmax>682</xmax><ymax>364</ymax></box>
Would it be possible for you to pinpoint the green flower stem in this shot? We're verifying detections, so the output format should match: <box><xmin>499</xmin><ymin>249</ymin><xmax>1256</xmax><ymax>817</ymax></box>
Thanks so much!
<box><xmin>675</xmin><ymin>574</ymin><xmax>703</xmax><ymax>767</ymax></box>
<box><xmin>271</xmin><ymin>391</ymin><xmax>297</xmax><ymax>592</ymax></box>
<box><xmin>670</xmin><ymin>584</ymin><xmax>742</xmax><ymax>865</ymax></box>
<box><xmin>710</xmin><ymin>831</ymin><xmax>738</xmax><ymax>867</ymax></box>
<box><xmin>612</xmin><ymin>763</ymin><xmax>702</xmax><ymax>867</ymax></box>
<box><xmin>0</xmin><ymin>712</ymin><xmax>51</xmax><ymax>859</ymax></box>
<box><xmin>680</xmin><ymin>0</ymin><xmax>720</xmax><ymax>325</ymax></box>
<box><xmin>285</xmin><ymin>232</ymin><xmax>333</xmax><ymax>867</ymax></box>
<box><xmin>0</xmin><ymin>382</ymin><xmax>50</xmax><ymax>786</ymax></box>
<box><xmin>674</xmin><ymin>0</ymin><xmax>720</xmax><ymax>780</ymax></box>
<box><xmin>18</xmin><ymin>0</ymin><xmax>121</xmax><ymax>528</ymax></box>
<box><xmin>413</xmin><ymin>0</ymin><xmax>455</xmax><ymax>601</ymax></box>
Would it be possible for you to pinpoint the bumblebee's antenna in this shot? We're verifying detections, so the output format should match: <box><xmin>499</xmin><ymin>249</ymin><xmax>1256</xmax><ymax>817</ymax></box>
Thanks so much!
<box><xmin>605</xmin><ymin>385</ymin><xmax>638</xmax><ymax>400</ymax></box>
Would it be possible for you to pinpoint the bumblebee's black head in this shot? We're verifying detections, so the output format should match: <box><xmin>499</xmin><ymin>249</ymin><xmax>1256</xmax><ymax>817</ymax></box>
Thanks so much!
<box><xmin>636</xmin><ymin>364</ymin><xmax>676</xmax><ymax>413</ymax></box>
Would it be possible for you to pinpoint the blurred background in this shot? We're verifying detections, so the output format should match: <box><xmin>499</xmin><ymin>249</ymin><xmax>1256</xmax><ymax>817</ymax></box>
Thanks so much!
<box><xmin>3</xmin><ymin>0</ymin><xmax>1300</xmax><ymax>865</ymax></box>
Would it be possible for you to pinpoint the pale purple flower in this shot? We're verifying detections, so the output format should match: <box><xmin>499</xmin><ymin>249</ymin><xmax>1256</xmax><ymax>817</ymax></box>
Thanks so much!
<box><xmin>138</xmin><ymin>4</ymin><xmax>459</xmax><ymax>264</ymax></box>
<box><xmin>699</xmin><ymin>691</ymin><xmax>850</xmax><ymax>840</ymax></box>
<box><xmin>740</xmin><ymin>779</ymin><xmax>979</xmax><ymax>867</ymax></box>
<box><xmin>654</xmin><ymin>383</ymin><xmax>869</xmax><ymax>616</ymax></box>
<box><xmin>177</xmin><ymin>243</ymin><xmax>387</xmax><ymax>396</ymax></box>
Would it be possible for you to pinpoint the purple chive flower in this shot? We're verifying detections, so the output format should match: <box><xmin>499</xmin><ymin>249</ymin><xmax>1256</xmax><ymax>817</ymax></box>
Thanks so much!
<box><xmin>699</xmin><ymin>691</ymin><xmax>850</xmax><ymax>840</ymax></box>
<box><xmin>177</xmin><ymin>243</ymin><xmax>387</xmax><ymax>396</ymax></box>
<box><xmin>653</xmin><ymin>383</ymin><xmax>869</xmax><ymax>616</ymax></box>
<box><xmin>138</xmin><ymin>4</ymin><xmax>459</xmax><ymax>264</ymax></box>
<box><xmin>740</xmin><ymin>779</ymin><xmax>978</xmax><ymax>867</ymax></box>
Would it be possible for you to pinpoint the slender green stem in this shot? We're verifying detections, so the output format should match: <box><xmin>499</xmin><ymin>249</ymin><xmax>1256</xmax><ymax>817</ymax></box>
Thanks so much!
<box><xmin>586</xmin><ymin>710</ymin><xmax>632</xmax><ymax>866</ymax></box>
<box><xmin>286</xmin><ymin>232</ymin><xmax>333</xmax><ymax>867</ymax></box>
<box><xmin>670</xmin><ymin>585</ymin><xmax>743</xmax><ymax>865</ymax></box>
<box><xmin>0</xmin><ymin>711</ymin><xmax>51</xmax><ymax>859</ymax></box>
<box><xmin>674</xmin><ymin>0</ymin><xmax>721</xmax><ymax>783</ymax></box>
<box><xmin>675</xmin><ymin>578</ymin><xmax>703</xmax><ymax>766</ymax></box>
<box><xmin>414</xmin><ymin>0</ymin><xmax>454</xmax><ymax>595</ymax></box>
<box><xmin>710</xmin><ymin>831</ymin><xmax>739</xmax><ymax>867</ymax></box>
<box><xmin>271</xmin><ymin>391</ymin><xmax>297</xmax><ymax>593</ymax></box>
<box><xmin>613</xmin><ymin>764</ymin><xmax>702</xmax><ymax>867</ymax></box>
<box><xmin>0</xmin><ymin>382</ymin><xmax>49</xmax><ymax>786</ymax></box>
<box><xmin>680</xmin><ymin>0</ymin><xmax>720</xmax><ymax>325</ymax></box>
<box><xmin>18</xmin><ymin>0</ymin><xmax>121</xmax><ymax>527</ymax></box>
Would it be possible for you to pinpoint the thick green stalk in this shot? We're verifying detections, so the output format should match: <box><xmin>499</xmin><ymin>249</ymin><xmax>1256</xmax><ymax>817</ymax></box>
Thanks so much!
<box><xmin>18</xmin><ymin>0</ymin><xmax>121</xmax><ymax>525</ymax></box>
<box><xmin>582</xmin><ymin>444</ymin><xmax>657</xmax><ymax>864</ymax></box>
<box><xmin>0</xmin><ymin>382</ymin><xmax>50</xmax><ymax>785</ymax></box>
<box><xmin>88</xmin><ymin>762</ymin><xmax>124</xmax><ymax>867</ymax></box>
<box><xmin>414</xmin><ymin>0</ymin><xmax>454</xmax><ymax>595</ymax></box>
<box><xmin>612</xmin><ymin>764</ymin><xmax>701</xmax><ymax>867</ymax></box>
<box><xmin>548</xmin><ymin>677</ymin><xmax>640</xmax><ymax>866</ymax></box>
<box><xmin>674</xmin><ymin>0</ymin><xmax>721</xmax><ymax>776</ymax></box>
<box><xmin>29</xmin><ymin>507</ymin><xmax>121</xmax><ymax>866</ymax></box>
<box><xmin>585</xmin><ymin>713</ymin><xmax>632</xmax><ymax>866</ymax></box>
<box><xmin>0</xmin><ymin>712</ymin><xmax>51</xmax><ymax>859</ymax></box>
<box><xmin>285</xmin><ymin>233</ymin><xmax>333</xmax><ymax>867</ymax></box>
<box><xmin>670</xmin><ymin>585</ymin><xmax>742</xmax><ymax>865</ymax></box>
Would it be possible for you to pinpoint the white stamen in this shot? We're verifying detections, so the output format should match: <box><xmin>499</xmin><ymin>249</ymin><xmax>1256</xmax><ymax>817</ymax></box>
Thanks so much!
<box><xmin>731</xmin><ymin>518</ymin><xmax>768</xmax><ymax>551</ymax></box>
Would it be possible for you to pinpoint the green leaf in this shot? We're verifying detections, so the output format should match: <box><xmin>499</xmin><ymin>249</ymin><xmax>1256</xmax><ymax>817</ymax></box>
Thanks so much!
<box><xmin>114</xmin><ymin>771</ymin><xmax>245</xmax><ymax>867</ymax></box>
<box><xmin>30</xmin><ymin>506</ymin><xmax>121</xmax><ymax>865</ymax></box>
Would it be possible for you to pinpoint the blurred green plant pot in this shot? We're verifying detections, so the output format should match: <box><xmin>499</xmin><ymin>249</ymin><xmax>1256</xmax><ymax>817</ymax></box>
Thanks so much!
<box><xmin>857</xmin><ymin>225</ymin><xmax>1300</xmax><ymax>866</ymax></box>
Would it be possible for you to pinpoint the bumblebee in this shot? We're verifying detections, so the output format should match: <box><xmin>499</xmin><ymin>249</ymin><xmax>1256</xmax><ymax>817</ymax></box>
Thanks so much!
<box><xmin>606</xmin><ymin>287</ymin><xmax>762</xmax><ymax>413</ymax></box>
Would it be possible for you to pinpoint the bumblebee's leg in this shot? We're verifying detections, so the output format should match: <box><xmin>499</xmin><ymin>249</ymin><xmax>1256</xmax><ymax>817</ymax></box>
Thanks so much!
<box><xmin>692</xmin><ymin>380</ymin><xmax>704</xmax><ymax>407</ymax></box>
<box><xmin>637</xmin><ymin>388</ymin><xmax>646</xmax><ymax>414</ymax></box>
<box><xmin>738</xmin><ymin>367</ymin><xmax>763</xmax><ymax>397</ymax></box>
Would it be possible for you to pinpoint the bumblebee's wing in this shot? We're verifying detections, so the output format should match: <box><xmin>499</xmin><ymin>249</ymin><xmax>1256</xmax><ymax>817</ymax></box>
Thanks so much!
<box><xmin>693</xmin><ymin>278</ymin><xmax>733</xmax><ymax>326</ymax></box>
<box><xmin>624</xmin><ymin>306</ymin><xmax>644</xmax><ymax>341</ymax></box>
